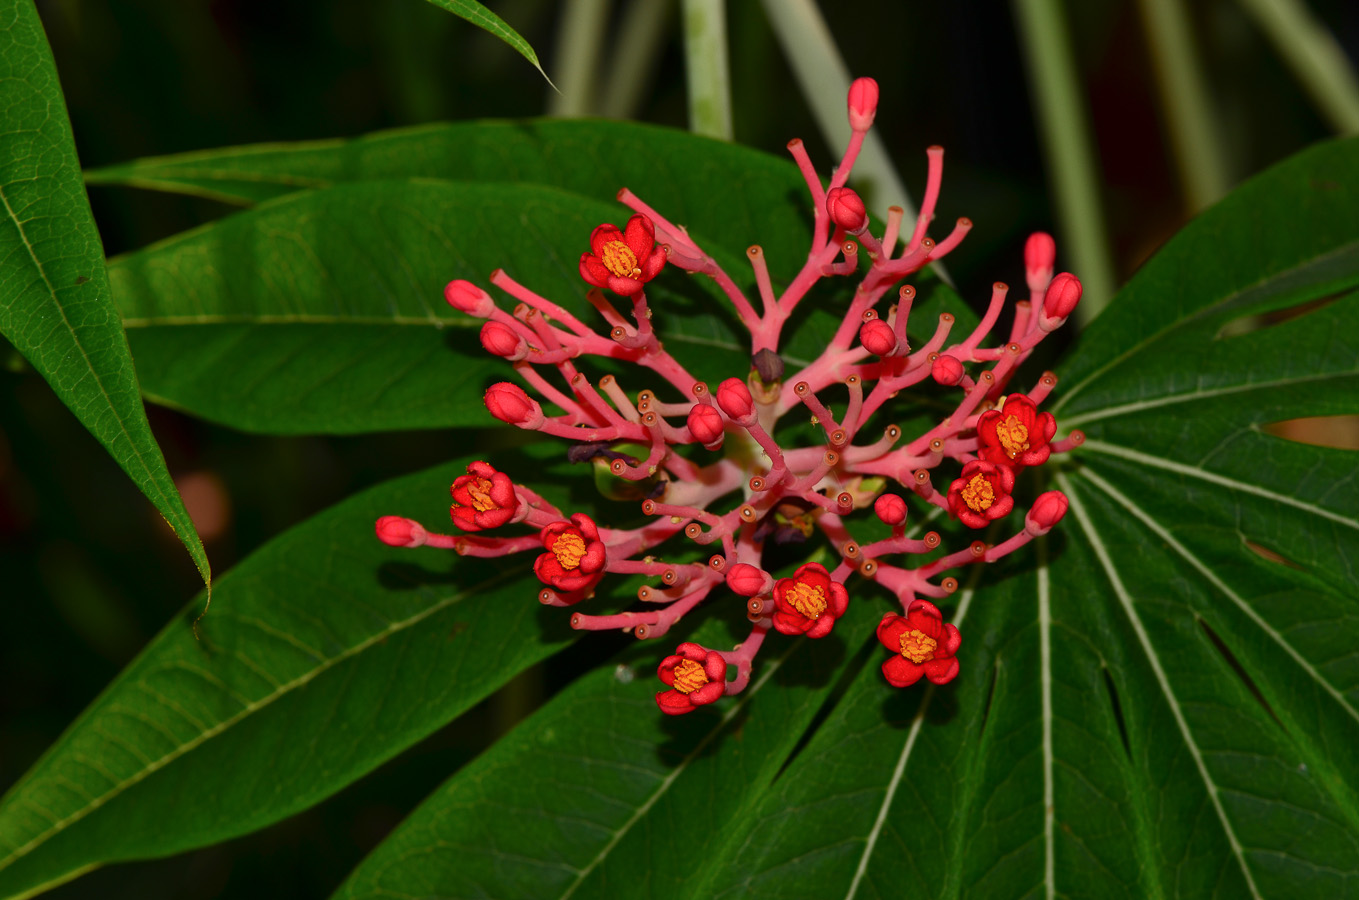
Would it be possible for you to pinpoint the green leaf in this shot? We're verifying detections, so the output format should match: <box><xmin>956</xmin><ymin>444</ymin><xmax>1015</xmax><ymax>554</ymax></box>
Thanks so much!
<box><xmin>332</xmin><ymin>138</ymin><xmax>1359</xmax><ymax>897</ymax></box>
<box><xmin>420</xmin><ymin>0</ymin><xmax>553</xmax><ymax>87</ymax></box>
<box><xmin>0</xmin><ymin>451</ymin><xmax>574</xmax><ymax>900</ymax></box>
<box><xmin>0</xmin><ymin>0</ymin><xmax>207</xmax><ymax>586</ymax></box>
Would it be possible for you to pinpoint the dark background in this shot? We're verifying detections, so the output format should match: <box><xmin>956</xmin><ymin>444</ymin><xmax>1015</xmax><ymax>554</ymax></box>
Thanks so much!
<box><xmin>2</xmin><ymin>0</ymin><xmax>1354</xmax><ymax>895</ymax></box>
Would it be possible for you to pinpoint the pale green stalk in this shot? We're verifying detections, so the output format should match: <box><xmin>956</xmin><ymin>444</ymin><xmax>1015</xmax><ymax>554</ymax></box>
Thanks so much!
<box><xmin>548</xmin><ymin>0</ymin><xmax>612</xmax><ymax>117</ymax></box>
<box><xmin>600</xmin><ymin>0</ymin><xmax>675</xmax><ymax>119</ymax></box>
<box><xmin>1011</xmin><ymin>0</ymin><xmax>1116</xmax><ymax>324</ymax></box>
<box><xmin>1137</xmin><ymin>0</ymin><xmax>1231</xmax><ymax>210</ymax></box>
<box><xmin>683</xmin><ymin>0</ymin><xmax>733</xmax><ymax>139</ymax></box>
<box><xmin>1236</xmin><ymin>0</ymin><xmax>1359</xmax><ymax>133</ymax></box>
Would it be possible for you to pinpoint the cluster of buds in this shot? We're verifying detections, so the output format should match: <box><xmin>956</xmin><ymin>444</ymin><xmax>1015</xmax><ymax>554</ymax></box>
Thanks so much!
<box><xmin>376</xmin><ymin>77</ymin><xmax>1083</xmax><ymax>715</ymax></box>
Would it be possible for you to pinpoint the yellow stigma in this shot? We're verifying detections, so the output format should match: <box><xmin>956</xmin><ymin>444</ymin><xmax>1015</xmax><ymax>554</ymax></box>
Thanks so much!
<box><xmin>899</xmin><ymin>629</ymin><xmax>938</xmax><ymax>664</ymax></box>
<box><xmin>552</xmin><ymin>532</ymin><xmax>587</xmax><ymax>570</ymax></box>
<box><xmin>601</xmin><ymin>240</ymin><xmax>642</xmax><ymax>278</ymax></box>
<box><xmin>787</xmin><ymin>582</ymin><xmax>828</xmax><ymax>619</ymax></box>
<box><xmin>465</xmin><ymin>477</ymin><xmax>496</xmax><ymax>512</ymax></box>
<box><xmin>961</xmin><ymin>473</ymin><xmax>995</xmax><ymax>513</ymax></box>
<box><xmin>672</xmin><ymin>659</ymin><xmax>708</xmax><ymax>694</ymax></box>
<box><xmin>996</xmin><ymin>414</ymin><xmax>1030</xmax><ymax>459</ymax></box>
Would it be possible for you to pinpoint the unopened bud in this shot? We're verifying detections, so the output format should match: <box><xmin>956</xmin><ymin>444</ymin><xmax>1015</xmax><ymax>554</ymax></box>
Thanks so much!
<box><xmin>1024</xmin><ymin>232</ymin><xmax>1055</xmax><ymax>280</ymax></box>
<box><xmin>484</xmin><ymin>382</ymin><xmax>542</xmax><ymax>427</ymax></box>
<box><xmin>716</xmin><ymin>377</ymin><xmax>756</xmax><ymax>423</ymax></box>
<box><xmin>726</xmin><ymin>563</ymin><xmax>772</xmax><ymax>597</ymax></box>
<box><xmin>479</xmin><ymin>321</ymin><xmax>526</xmax><ymax>359</ymax></box>
<box><xmin>826</xmin><ymin>187</ymin><xmax>867</xmax><ymax>233</ymax></box>
<box><xmin>873</xmin><ymin>493</ymin><xmax>908</xmax><ymax>526</ymax></box>
<box><xmin>445</xmin><ymin>279</ymin><xmax>495</xmax><ymax>317</ymax></box>
<box><xmin>1026</xmin><ymin>490</ymin><xmax>1070</xmax><ymax>534</ymax></box>
<box><xmin>847</xmin><ymin>77</ymin><xmax>879</xmax><ymax>132</ymax></box>
<box><xmin>1043</xmin><ymin>272</ymin><xmax>1082</xmax><ymax>320</ymax></box>
<box><xmin>375</xmin><ymin>516</ymin><xmax>427</xmax><ymax>548</ymax></box>
<box><xmin>752</xmin><ymin>348</ymin><xmax>785</xmax><ymax>384</ymax></box>
<box><xmin>931</xmin><ymin>354</ymin><xmax>965</xmax><ymax>385</ymax></box>
<box><xmin>687</xmin><ymin>403</ymin><xmax>724</xmax><ymax>446</ymax></box>
<box><xmin>859</xmin><ymin>318</ymin><xmax>898</xmax><ymax>357</ymax></box>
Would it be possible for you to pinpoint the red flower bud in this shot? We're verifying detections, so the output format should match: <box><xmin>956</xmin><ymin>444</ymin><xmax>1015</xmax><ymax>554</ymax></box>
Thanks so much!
<box><xmin>375</xmin><ymin>515</ymin><xmax>427</xmax><ymax>548</ymax></box>
<box><xmin>859</xmin><ymin>318</ymin><xmax>898</xmax><ymax>357</ymax></box>
<box><xmin>771</xmin><ymin>562</ymin><xmax>849</xmax><ymax>639</ymax></box>
<box><xmin>479</xmin><ymin>320</ymin><xmax>526</xmax><ymax>359</ymax></box>
<box><xmin>687</xmin><ymin>403</ymin><xmax>725</xmax><ymax>446</ymax></box>
<box><xmin>826</xmin><ymin>186</ymin><xmax>867</xmax><ymax>233</ymax></box>
<box><xmin>1026</xmin><ymin>490</ymin><xmax>1069</xmax><ymax>534</ymax></box>
<box><xmin>716</xmin><ymin>377</ymin><xmax>756</xmax><ymax>423</ymax></box>
<box><xmin>726</xmin><ymin>563</ymin><xmax>772</xmax><ymax>597</ymax></box>
<box><xmin>484</xmin><ymin>382</ymin><xmax>542</xmax><ymax>427</ymax></box>
<box><xmin>1024</xmin><ymin>232</ymin><xmax>1056</xmax><ymax>279</ymax></box>
<box><xmin>931</xmin><ymin>354</ymin><xmax>965</xmax><ymax>385</ymax></box>
<box><xmin>873</xmin><ymin>493</ymin><xmax>908</xmax><ymax>526</ymax></box>
<box><xmin>655</xmin><ymin>642</ymin><xmax>727</xmax><ymax>715</ymax></box>
<box><xmin>1043</xmin><ymin>272</ymin><xmax>1082</xmax><ymax>320</ymax></box>
<box><xmin>444</xmin><ymin>279</ymin><xmax>495</xmax><ymax>317</ymax></box>
<box><xmin>847</xmin><ymin>77</ymin><xmax>879</xmax><ymax>132</ymax></box>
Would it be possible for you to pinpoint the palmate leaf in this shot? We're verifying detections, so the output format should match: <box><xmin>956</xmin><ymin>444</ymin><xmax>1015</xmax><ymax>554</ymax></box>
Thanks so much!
<box><xmin>327</xmin><ymin>141</ymin><xmax>1359</xmax><ymax>897</ymax></box>
<box><xmin>0</xmin><ymin>450</ymin><xmax>578</xmax><ymax>900</ymax></box>
<box><xmin>0</xmin><ymin>0</ymin><xmax>207</xmax><ymax>586</ymax></box>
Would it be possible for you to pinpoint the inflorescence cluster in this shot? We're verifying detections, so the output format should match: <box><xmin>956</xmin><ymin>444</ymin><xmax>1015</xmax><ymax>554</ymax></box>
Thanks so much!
<box><xmin>376</xmin><ymin>77</ymin><xmax>1084</xmax><ymax>715</ymax></box>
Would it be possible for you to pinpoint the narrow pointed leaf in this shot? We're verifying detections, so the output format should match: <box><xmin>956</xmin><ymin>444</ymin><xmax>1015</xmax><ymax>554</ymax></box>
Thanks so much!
<box><xmin>0</xmin><ymin>0</ymin><xmax>207</xmax><ymax>586</ymax></box>
<box><xmin>421</xmin><ymin>0</ymin><xmax>553</xmax><ymax>86</ymax></box>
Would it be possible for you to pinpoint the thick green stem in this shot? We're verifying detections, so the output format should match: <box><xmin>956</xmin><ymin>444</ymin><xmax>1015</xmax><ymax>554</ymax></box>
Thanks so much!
<box><xmin>683</xmin><ymin>0</ymin><xmax>733</xmax><ymax>140</ymax></box>
<box><xmin>1235</xmin><ymin>0</ymin><xmax>1359</xmax><ymax>133</ymax></box>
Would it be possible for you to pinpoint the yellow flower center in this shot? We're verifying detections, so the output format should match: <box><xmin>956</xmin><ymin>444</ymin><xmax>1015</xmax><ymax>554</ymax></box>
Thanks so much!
<box><xmin>961</xmin><ymin>473</ymin><xmax>994</xmax><ymax>513</ymax></box>
<box><xmin>788</xmin><ymin>582</ymin><xmax>827</xmax><ymax>619</ymax></box>
<box><xmin>465</xmin><ymin>477</ymin><xmax>496</xmax><ymax>512</ymax></box>
<box><xmin>672</xmin><ymin>659</ymin><xmax>708</xmax><ymax>694</ymax></box>
<box><xmin>601</xmin><ymin>240</ymin><xmax>642</xmax><ymax>278</ymax></box>
<box><xmin>996</xmin><ymin>414</ymin><xmax>1030</xmax><ymax>459</ymax></box>
<box><xmin>552</xmin><ymin>532</ymin><xmax>587</xmax><ymax>570</ymax></box>
<box><xmin>899</xmin><ymin>629</ymin><xmax>938</xmax><ymax>664</ymax></box>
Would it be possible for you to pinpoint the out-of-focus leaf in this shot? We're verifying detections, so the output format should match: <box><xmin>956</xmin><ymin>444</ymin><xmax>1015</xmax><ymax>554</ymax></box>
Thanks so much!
<box><xmin>0</xmin><ymin>452</ymin><xmax>573</xmax><ymax>899</ymax></box>
<box><xmin>0</xmin><ymin>0</ymin><xmax>207</xmax><ymax>585</ymax></box>
<box><xmin>420</xmin><ymin>0</ymin><xmax>553</xmax><ymax>86</ymax></box>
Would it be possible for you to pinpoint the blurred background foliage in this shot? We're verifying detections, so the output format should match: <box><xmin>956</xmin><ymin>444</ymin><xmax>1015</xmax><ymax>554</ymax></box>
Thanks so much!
<box><xmin>1</xmin><ymin>0</ymin><xmax>1355</xmax><ymax>895</ymax></box>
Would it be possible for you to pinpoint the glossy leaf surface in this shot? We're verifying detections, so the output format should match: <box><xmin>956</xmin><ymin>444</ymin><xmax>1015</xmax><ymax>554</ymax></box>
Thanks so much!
<box><xmin>0</xmin><ymin>0</ymin><xmax>207</xmax><ymax>585</ymax></box>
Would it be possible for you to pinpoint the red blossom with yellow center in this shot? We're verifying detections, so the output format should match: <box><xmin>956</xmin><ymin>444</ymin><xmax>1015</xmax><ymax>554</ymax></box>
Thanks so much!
<box><xmin>876</xmin><ymin>600</ymin><xmax>961</xmax><ymax>687</ymax></box>
<box><xmin>771</xmin><ymin>562</ymin><xmax>850</xmax><ymax>638</ymax></box>
<box><xmin>655</xmin><ymin>642</ymin><xmax>727</xmax><ymax>715</ymax></box>
<box><xmin>533</xmin><ymin>513</ymin><xmax>607</xmax><ymax>598</ymax></box>
<box><xmin>579</xmin><ymin>214</ymin><xmax>668</xmax><ymax>296</ymax></box>
<box><xmin>450</xmin><ymin>461</ymin><xmax>519</xmax><ymax>531</ymax></box>
<box><xmin>976</xmin><ymin>394</ymin><xmax>1056</xmax><ymax>469</ymax></box>
<box><xmin>946</xmin><ymin>459</ymin><xmax>1016</xmax><ymax>529</ymax></box>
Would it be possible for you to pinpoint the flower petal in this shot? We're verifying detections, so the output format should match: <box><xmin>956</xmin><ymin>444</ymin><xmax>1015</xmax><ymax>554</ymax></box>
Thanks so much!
<box><xmin>923</xmin><ymin>656</ymin><xmax>960</xmax><ymax>685</ymax></box>
<box><xmin>882</xmin><ymin>655</ymin><xmax>924</xmax><ymax>687</ymax></box>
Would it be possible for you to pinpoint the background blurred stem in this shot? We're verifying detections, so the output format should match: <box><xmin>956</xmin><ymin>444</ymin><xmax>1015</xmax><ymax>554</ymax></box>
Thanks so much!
<box><xmin>600</xmin><ymin>0</ymin><xmax>674</xmax><ymax>119</ymax></box>
<box><xmin>548</xmin><ymin>0</ymin><xmax>612</xmax><ymax>117</ymax></box>
<box><xmin>1137</xmin><ymin>0</ymin><xmax>1230</xmax><ymax>211</ymax></box>
<box><xmin>1235</xmin><ymin>0</ymin><xmax>1359</xmax><ymax>133</ymax></box>
<box><xmin>683</xmin><ymin>0</ymin><xmax>733</xmax><ymax>139</ymax></box>
<box><xmin>1011</xmin><ymin>0</ymin><xmax>1116</xmax><ymax>324</ymax></box>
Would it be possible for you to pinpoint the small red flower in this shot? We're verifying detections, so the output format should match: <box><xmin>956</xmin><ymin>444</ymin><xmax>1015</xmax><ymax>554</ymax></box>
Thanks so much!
<box><xmin>655</xmin><ymin>642</ymin><xmax>727</xmax><ymax>715</ymax></box>
<box><xmin>579</xmin><ymin>214</ymin><xmax>667</xmax><ymax>296</ymax></box>
<box><xmin>946</xmin><ymin>459</ymin><xmax>1016</xmax><ymax>529</ymax></box>
<box><xmin>534</xmin><ymin>513</ymin><xmax>607</xmax><ymax>595</ymax></box>
<box><xmin>450</xmin><ymin>461</ymin><xmax>519</xmax><ymax>532</ymax></box>
<box><xmin>976</xmin><ymin>394</ymin><xmax>1056</xmax><ymax>469</ymax></box>
<box><xmin>876</xmin><ymin>600</ymin><xmax>961</xmax><ymax>687</ymax></box>
<box><xmin>771</xmin><ymin>562</ymin><xmax>849</xmax><ymax>638</ymax></box>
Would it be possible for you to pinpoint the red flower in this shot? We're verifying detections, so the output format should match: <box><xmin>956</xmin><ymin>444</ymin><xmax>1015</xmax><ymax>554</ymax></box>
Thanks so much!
<box><xmin>976</xmin><ymin>394</ymin><xmax>1056</xmax><ymax>469</ymax></box>
<box><xmin>450</xmin><ymin>461</ymin><xmax>519</xmax><ymax>532</ymax></box>
<box><xmin>946</xmin><ymin>460</ymin><xmax>1016</xmax><ymax>529</ymax></box>
<box><xmin>771</xmin><ymin>562</ymin><xmax>849</xmax><ymax>638</ymax></box>
<box><xmin>655</xmin><ymin>642</ymin><xmax>727</xmax><ymax>715</ymax></box>
<box><xmin>579</xmin><ymin>214</ymin><xmax>667</xmax><ymax>296</ymax></box>
<box><xmin>876</xmin><ymin>600</ymin><xmax>961</xmax><ymax>687</ymax></box>
<box><xmin>534</xmin><ymin>513</ymin><xmax>607</xmax><ymax>595</ymax></box>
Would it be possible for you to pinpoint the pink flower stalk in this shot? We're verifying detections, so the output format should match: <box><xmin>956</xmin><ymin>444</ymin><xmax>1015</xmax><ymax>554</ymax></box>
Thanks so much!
<box><xmin>377</xmin><ymin>77</ymin><xmax>1081</xmax><ymax>712</ymax></box>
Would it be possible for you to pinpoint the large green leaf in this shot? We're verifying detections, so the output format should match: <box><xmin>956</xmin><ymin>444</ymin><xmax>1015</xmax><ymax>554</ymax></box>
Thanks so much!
<box><xmin>330</xmin><ymin>139</ymin><xmax>1359</xmax><ymax>897</ymax></box>
<box><xmin>0</xmin><ymin>450</ymin><xmax>577</xmax><ymax>899</ymax></box>
<box><xmin>0</xmin><ymin>0</ymin><xmax>207</xmax><ymax>585</ymax></box>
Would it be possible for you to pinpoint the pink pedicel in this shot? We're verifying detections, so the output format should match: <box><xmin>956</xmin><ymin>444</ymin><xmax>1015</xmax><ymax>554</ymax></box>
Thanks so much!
<box><xmin>378</xmin><ymin>78</ymin><xmax>1081</xmax><ymax>715</ymax></box>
